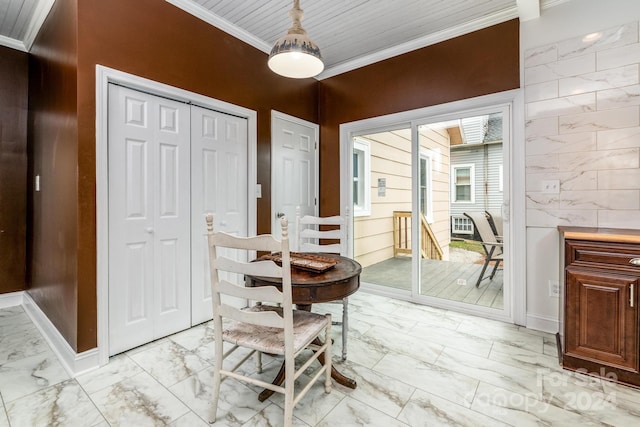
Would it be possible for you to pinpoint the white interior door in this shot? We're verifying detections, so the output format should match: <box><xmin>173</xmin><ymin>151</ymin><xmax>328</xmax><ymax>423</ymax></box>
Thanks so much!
<box><xmin>191</xmin><ymin>105</ymin><xmax>248</xmax><ymax>324</ymax></box>
<box><xmin>271</xmin><ymin>111</ymin><xmax>318</xmax><ymax>244</ymax></box>
<box><xmin>108</xmin><ymin>84</ymin><xmax>191</xmax><ymax>355</ymax></box>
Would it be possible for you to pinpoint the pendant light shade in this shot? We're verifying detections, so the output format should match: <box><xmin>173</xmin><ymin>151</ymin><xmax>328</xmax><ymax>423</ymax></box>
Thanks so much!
<box><xmin>268</xmin><ymin>0</ymin><xmax>324</xmax><ymax>79</ymax></box>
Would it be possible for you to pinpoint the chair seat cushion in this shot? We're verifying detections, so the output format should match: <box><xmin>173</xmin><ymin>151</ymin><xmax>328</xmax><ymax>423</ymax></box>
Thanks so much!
<box><xmin>223</xmin><ymin>305</ymin><xmax>329</xmax><ymax>355</ymax></box>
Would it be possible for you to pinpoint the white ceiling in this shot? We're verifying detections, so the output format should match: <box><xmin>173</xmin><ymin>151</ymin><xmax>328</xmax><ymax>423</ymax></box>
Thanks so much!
<box><xmin>0</xmin><ymin>0</ymin><xmax>568</xmax><ymax>79</ymax></box>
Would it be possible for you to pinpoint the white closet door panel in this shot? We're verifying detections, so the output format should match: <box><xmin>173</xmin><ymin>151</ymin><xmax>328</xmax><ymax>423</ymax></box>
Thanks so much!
<box><xmin>191</xmin><ymin>105</ymin><xmax>248</xmax><ymax>325</ymax></box>
<box><xmin>109</xmin><ymin>84</ymin><xmax>190</xmax><ymax>355</ymax></box>
<box><xmin>124</xmin><ymin>241</ymin><xmax>152</xmax><ymax>323</ymax></box>
<box><xmin>153</xmin><ymin>96</ymin><xmax>191</xmax><ymax>337</ymax></box>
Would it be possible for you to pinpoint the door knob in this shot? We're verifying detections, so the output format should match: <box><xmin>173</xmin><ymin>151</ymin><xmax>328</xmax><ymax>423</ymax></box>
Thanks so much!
<box><xmin>276</xmin><ymin>212</ymin><xmax>285</xmax><ymax>219</ymax></box>
<box><xmin>145</xmin><ymin>227</ymin><xmax>154</xmax><ymax>234</ymax></box>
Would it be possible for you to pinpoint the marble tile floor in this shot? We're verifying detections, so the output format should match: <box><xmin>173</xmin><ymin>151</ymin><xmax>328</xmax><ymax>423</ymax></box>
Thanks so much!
<box><xmin>2</xmin><ymin>292</ymin><xmax>640</xmax><ymax>426</ymax></box>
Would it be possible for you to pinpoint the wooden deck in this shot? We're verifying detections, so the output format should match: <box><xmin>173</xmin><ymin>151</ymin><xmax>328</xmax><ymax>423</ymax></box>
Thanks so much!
<box><xmin>360</xmin><ymin>256</ymin><xmax>503</xmax><ymax>310</ymax></box>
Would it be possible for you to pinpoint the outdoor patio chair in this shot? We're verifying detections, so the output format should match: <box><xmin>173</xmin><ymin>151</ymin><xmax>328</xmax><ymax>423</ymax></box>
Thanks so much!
<box><xmin>463</xmin><ymin>212</ymin><xmax>503</xmax><ymax>287</ymax></box>
<box><xmin>296</xmin><ymin>211</ymin><xmax>350</xmax><ymax>360</ymax></box>
<box><xmin>206</xmin><ymin>214</ymin><xmax>332</xmax><ymax>427</ymax></box>
<box><xmin>485</xmin><ymin>210</ymin><xmax>503</xmax><ymax>242</ymax></box>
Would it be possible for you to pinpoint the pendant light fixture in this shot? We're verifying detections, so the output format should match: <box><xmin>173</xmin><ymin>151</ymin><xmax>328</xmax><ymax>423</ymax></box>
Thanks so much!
<box><xmin>268</xmin><ymin>0</ymin><xmax>324</xmax><ymax>79</ymax></box>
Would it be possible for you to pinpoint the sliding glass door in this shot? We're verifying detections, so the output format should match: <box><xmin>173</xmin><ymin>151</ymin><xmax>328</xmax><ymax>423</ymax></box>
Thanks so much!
<box><xmin>348</xmin><ymin>103</ymin><xmax>511</xmax><ymax>318</ymax></box>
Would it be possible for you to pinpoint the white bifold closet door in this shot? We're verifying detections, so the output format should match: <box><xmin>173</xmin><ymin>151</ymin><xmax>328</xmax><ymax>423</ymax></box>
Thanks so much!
<box><xmin>108</xmin><ymin>85</ymin><xmax>248</xmax><ymax>355</ymax></box>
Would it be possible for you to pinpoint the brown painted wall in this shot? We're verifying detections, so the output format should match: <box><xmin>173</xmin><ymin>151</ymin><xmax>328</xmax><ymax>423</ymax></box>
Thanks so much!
<box><xmin>0</xmin><ymin>46</ymin><xmax>28</xmax><ymax>294</ymax></box>
<box><xmin>26</xmin><ymin>0</ymin><xmax>318</xmax><ymax>352</ymax></box>
<box><xmin>27</xmin><ymin>0</ymin><xmax>79</xmax><ymax>348</ymax></box>
<box><xmin>318</xmin><ymin>19</ymin><xmax>520</xmax><ymax>216</ymax></box>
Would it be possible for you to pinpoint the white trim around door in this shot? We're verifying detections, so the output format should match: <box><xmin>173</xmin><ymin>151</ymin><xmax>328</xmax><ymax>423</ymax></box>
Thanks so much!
<box><xmin>96</xmin><ymin>65</ymin><xmax>258</xmax><ymax>367</ymax></box>
<box><xmin>339</xmin><ymin>89</ymin><xmax>526</xmax><ymax>326</ymax></box>
<box><xmin>270</xmin><ymin>110</ymin><xmax>319</xmax><ymax>242</ymax></box>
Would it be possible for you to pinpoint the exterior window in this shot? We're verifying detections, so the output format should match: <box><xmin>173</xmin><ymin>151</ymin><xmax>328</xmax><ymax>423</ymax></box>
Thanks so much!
<box><xmin>452</xmin><ymin>216</ymin><xmax>474</xmax><ymax>234</ymax></box>
<box><xmin>420</xmin><ymin>151</ymin><xmax>433</xmax><ymax>223</ymax></box>
<box><xmin>353</xmin><ymin>138</ymin><xmax>371</xmax><ymax>216</ymax></box>
<box><xmin>452</xmin><ymin>164</ymin><xmax>475</xmax><ymax>203</ymax></box>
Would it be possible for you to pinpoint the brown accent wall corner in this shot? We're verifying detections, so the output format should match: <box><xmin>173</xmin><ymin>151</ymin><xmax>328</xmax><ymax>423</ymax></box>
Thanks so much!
<box><xmin>0</xmin><ymin>46</ymin><xmax>28</xmax><ymax>295</ymax></box>
<box><xmin>28</xmin><ymin>0</ymin><xmax>79</xmax><ymax>350</ymax></box>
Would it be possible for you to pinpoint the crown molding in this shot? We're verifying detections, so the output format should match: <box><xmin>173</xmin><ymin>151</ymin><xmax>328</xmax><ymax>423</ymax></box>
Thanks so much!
<box><xmin>166</xmin><ymin>0</ymin><xmax>272</xmax><ymax>53</ymax></box>
<box><xmin>23</xmin><ymin>0</ymin><xmax>55</xmax><ymax>51</ymax></box>
<box><xmin>541</xmin><ymin>0</ymin><xmax>571</xmax><ymax>9</ymax></box>
<box><xmin>0</xmin><ymin>34</ymin><xmax>27</xmax><ymax>52</ymax></box>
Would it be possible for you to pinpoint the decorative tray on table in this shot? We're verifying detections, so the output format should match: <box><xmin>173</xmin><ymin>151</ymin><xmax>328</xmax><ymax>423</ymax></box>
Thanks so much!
<box><xmin>263</xmin><ymin>252</ymin><xmax>338</xmax><ymax>273</ymax></box>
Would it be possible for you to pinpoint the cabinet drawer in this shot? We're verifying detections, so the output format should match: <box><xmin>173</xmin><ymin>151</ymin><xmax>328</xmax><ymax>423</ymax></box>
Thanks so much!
<box><xmin>567</xmin><ymin>240</ymin><xmax>640</xmax><ymax>273</ymax></box>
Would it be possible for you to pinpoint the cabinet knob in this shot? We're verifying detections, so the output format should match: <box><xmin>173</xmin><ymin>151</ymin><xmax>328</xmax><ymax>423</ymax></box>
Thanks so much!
<box><xmin>629</xmin><ymin>258</ymin><xmax>640</xmax><ymax>266</ymax></box>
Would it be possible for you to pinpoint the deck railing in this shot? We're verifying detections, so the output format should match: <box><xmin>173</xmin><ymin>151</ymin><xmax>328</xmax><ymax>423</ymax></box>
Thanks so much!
<box><xmin>393</xmin><ymin>211</ymin><xmax>443</xmax><ymax>260</ymax></box>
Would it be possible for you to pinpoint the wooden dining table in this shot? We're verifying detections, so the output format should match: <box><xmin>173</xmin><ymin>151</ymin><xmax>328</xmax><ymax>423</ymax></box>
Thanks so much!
<box><xmin>245</xmin><ymin>252</ymin><xmax>361</xmax><ymax>401</ymax></box>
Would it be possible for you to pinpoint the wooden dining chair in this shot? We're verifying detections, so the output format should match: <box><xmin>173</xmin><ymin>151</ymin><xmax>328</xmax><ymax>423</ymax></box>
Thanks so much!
<box><xmin>206</xmin><ymin>214</ymin><xmax>332</xmax><ymax>427</ymax></box>
<box><xmin>296</xmin><ymin>211</ymin><xmax>350</xmax><ymax>360</ymax></box>
<box><xmin>463</xmin><ymin>212</ymin><xmax>503</xmax><ymax>287</ymax></box>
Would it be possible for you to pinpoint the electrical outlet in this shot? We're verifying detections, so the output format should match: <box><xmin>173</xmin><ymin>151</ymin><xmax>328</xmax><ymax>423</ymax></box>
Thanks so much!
<box><xmin>542</xmin><ymin>180</ymin><xmax>560</xmax><ymax>194</ymax></box>
<box><xmin>457</xmin><ymin>279</ymin><xmax>467</xmax><ymax>286</ymax></box>
<box><xmin>549</xmin><ymin>280</ymin><xmax>560</xmax><ymax>297</ymax></box>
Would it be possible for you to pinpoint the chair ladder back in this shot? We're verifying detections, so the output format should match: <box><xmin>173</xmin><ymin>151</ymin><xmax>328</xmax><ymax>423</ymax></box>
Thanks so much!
<box><xmin>206</xmin><ymin>214</ymin><xmax>294</xmax><ymax>329</ymax></box>
<box><xmin>217</xmin><ymin>279</ymin><xmax>284</xmax><ymax>304</ymax></box>
<box><xmin>219</xmin><ymin>303</ymin><xmax>285</xmax><ymax>328</ymax></box>
<box><xmin>296</xmin><ymin>211</ymin><xmax>348</xmax><ymax>255</ymax></box>
<box><xmin>214</xmin><ymin>256</ymin><xmax>282</xmax><ymax>278</ymax></box>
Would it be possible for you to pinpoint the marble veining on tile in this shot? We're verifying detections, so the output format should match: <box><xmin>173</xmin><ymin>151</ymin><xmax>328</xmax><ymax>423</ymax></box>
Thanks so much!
<box><xmin>598</xmin><ymin>169</ymin><xmax>640</xmax><ymax>190</ymax></box>
<box><xmin>525</xmin><ymin>22</ymin><xmax>640</xmax><ymax>231</ymax></box>
<box><xmin>598</xmin><ymin>42</ymin><xmax>640</xmax><ymax>71</ymax></box>
<box><xmin>6</xmin><ymin>379</ymin><xmax>105</xmax><ymax>427</ymax></box>
<box><xmin>0</xmin><ymin>351</ymin><xmax>70</xmax><ymax>403</ymax></box>
<box><xmin>557</xmin><ymin>22</ymin><xmax>639</xmax><ymax>60</ymax></box>
<box><xmin>524</xmin><ymin>44</ymin><xmax>558</xmax><ymax>68</ymax></box>
<box><xmin>525</xmin><ymin>54</ymin><xmax>596</xmax><ymax>85</ymax></box>
<box><xmin>559</xmin><ymin>64</ymin><xmax>639</xmax><ymax>97</ymax></box>
<box><xmin>526</xmin><ymin>131</ymin><xmax>596</xmax><ymax>156</ymax></box>
<box><xmin>3</xmin><ymin>291</ymin><xmax>640</xmax><ymax>426</ymax></box>
<box><xmin>597</xmin><ymin>126</ymin><xmax>640</xmax><ymax>150</ymax></box>
<box><xmin>526</xmin><ymin>93</ymin><xmax>595</xmax><ymax>120</ymax></box>
<box><xmin>90</xmin><ymin>372</ymin><xmax>190</xmax><ymax>426</ymax></box>
<box><xmin>526</xmin><ymin>208</ymin><xmax>598</xmax><ymax>228</ymax></box>
<box><xmin>597</xmin><ymin>84</ymin><xmax>640</xmax><ymax>110</ymax></box>
<box><xmin>559</xmin><ymin>106</ymin><xmax>640</xmax><ymax>134</ymax></box>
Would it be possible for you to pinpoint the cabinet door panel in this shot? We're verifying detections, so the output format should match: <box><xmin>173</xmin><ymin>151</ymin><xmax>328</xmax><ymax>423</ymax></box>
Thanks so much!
<box><xmin>565</xmin><ymin>267</ymin><xmax>638</xmax><ymax>372</ymax></box>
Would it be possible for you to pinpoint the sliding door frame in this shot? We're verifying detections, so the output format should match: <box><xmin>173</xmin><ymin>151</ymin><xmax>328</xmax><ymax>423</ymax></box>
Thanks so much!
<box><xmin>339</xmin><ymin>90</ymin><xmax>525</xmax><ymax>325</ymax></box>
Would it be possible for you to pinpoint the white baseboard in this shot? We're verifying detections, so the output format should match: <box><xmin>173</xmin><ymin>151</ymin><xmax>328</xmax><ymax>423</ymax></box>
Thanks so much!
<box><xmin>22</xmin><ymin>292</ymin><xmax>100</xmax><ymax>377</ymax></box>
<box><xmin>526</xmin><ymin>313</ymin><xmax>559</xmax><ymax>334</ymax></box>
<box><xmin>0</xmin><ymin>291</ymin><xmax>24</xmax><ymax>309</ymax></box>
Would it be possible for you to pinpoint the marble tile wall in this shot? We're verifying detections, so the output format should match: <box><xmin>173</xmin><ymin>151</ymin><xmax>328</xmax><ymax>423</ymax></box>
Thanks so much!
<box><xmin>525</xmin><ymin>21</ymin><xmax>640</xmax><ymax>227</ymax></box>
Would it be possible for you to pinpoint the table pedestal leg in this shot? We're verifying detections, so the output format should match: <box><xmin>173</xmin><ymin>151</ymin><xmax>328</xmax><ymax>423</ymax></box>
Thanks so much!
<box><xmin>258</xmin><ymin>306</ymin><xmax>358</xmax><ymax>402</ymax></box>
<box><xmin>257</xmin><ymin>347</ymin><xmax>357</xmax><ymax>402</ymax></box>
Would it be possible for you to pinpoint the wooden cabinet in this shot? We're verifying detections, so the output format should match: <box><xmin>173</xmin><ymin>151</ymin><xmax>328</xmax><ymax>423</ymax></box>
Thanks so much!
<box><xmin>561</xmin><ymin>230</ymin><xmax>640</xmax><ymax>387</ymax></box>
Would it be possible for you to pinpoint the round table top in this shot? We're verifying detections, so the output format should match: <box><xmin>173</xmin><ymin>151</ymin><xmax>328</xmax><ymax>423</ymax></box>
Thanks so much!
<box><xmin>246</xmin><ymin>253</ymin><xmax>361</xmax><ymax>305</ymax></box>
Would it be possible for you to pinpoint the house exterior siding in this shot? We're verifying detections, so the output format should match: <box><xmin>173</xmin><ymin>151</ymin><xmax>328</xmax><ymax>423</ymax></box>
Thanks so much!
<box><xmin>353</xmin><ymin>127</ymin><xmax>451</xmax><ymax>268</ymax></box>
